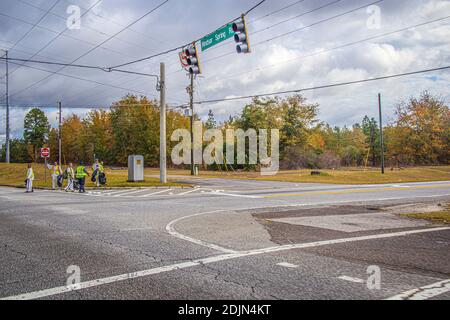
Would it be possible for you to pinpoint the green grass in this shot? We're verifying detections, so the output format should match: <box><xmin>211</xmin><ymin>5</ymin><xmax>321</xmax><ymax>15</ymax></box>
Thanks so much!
<box><xmin>402</xmin><ymin>205</ymin><xmax>450</xmax><ymax>224</ymax></box>
<box><xmin>2</xmin><ymin>164</ymin><xmax>450</xmax><ymax>188</ymax></box>
<box><xmin>0</xmin><ymin>163</ymin><xmax>188</xmax><ymax>189</ymax></box>
<box><xmin>166</xmin><ymin>166</ymin><xmax>450</xmax><ymax>185</ymax></box>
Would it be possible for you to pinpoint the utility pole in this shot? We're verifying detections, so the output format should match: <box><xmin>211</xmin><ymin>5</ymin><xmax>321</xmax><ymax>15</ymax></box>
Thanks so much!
<box><xmin>378</xmin><ymin>93</ymin><xmax>385</xmax><ymax>174</ymax></box>
<box><xmin>189</xmin><ymin>73</ymin><xmax>195</xmax><ymax>176</ymax></box>
<box><xmin>58</xmin><ymin>101</ymin><xmax>62</xmax><ymax>166</ymax></box>
<box><xmin>4</xmin><ymin>50</ymin><xmax>10</xmax><ymax>163</ymax></box>
<box><xmin>159</xmin><ymin>62</ymin><xmax>167</xmax><ymax>184</ymax></box>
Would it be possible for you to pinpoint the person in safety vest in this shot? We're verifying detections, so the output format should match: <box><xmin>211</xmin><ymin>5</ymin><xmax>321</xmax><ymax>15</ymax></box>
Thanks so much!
<box><xmin>48</xmin><ymin>161</ymin><xmax>63</xmax><ymax>191</ymax></box>
<box><xmin>25</xmin><ymin>163</ymin><xmax>35</xmax><ymax>193</ymax></box>
<box><xmin>76</xmin><ymin>161</ymin><xmax>90</xmax><ymax>193</ymax></box>
<box><xmin>92</xmin><ymin>159</ymin><xmax>105</xmax><ymax>188</ymax></box>
<box><xmin>64</xmin><ymin>163</ymin><xmax>75</xmax><ymax>192</ymax></box>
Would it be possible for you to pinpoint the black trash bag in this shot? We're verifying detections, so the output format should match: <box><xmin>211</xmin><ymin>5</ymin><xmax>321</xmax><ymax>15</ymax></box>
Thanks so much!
<box><xmin>57</xmin><ymin>175</ymin><xmax>64</xmax><ymax>188</ymax></box>
<box><xmin>99</xmin><ymin>172</ymin><xmax>107</xmax><ymax>186</ymax></box>
<box><xmin>91</xmin><ymin>169</ymin><xmax>98</xmax><ymax>183</ymax></box>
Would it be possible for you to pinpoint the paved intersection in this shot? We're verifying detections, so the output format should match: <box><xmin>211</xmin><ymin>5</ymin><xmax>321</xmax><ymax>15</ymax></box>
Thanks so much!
<box><xmin>0</xmin><ymin>179</ymin><xmax>449</xmax><ymax>300</ymax></box>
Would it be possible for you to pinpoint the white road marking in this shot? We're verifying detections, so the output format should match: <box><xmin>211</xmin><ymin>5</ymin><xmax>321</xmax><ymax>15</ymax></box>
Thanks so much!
<box><xmin>276</xmin><ymin>262</ymin><xmax>299</xmax><ymax>269</ymax></box>
<box><xmin>2</xmin><ymin>226</ymin><xmax>448</xmax><ymax>301</ymax></box>
<box><xmin>385</xmin><ymin>279</ymin><xmax>450</xmax><ymax>300</ymax></box>
<box><xmin>113</xmin><ymin>189</ymin><xmax>150</xmax><ymax>197</ymax></box>
<box><xmin>166</xmin><ymin>210</ymin><xmax>238</xmax><ymax>254</ymax></box>
<box><xmin>138</xmin><ymin>189</ymin><xmax>173</xmax><ymax>198</ymax></box>
<box><xmin>211</xmin><ymin>192</ymin><xmax>263</xmax><ymax>199</ymax></box>
<box><xmin>338</xmin><ymin>276</ymin><xmax>365</xmax><ymax>284</ymax></box>
<box><xmin>105</xmin><ymin>189</ymin><xmax>136</xmax><ymax>195</ymax></box>
<box><xmin>178</xmin><ymin>188</ymin><xmax>203</xmax><ymax>196</ymax></box>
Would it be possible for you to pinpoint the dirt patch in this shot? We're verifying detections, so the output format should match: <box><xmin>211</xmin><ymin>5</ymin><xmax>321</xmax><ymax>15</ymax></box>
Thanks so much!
<box><xmin>250</xmin><ymin>202</ymin><xmax>447</xmax><ymax>245</ymax></box>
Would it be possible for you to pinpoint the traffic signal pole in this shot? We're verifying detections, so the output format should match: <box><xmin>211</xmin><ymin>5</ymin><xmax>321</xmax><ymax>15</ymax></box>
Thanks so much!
<box><xmin>3</xmin><ymin>50</ymin><xmax>10</xmax><ymax>163</ymax></box>
<box><xmin>189</xmin><ymin>73</ymin><xmax>195</xmax><ymax>176</ymax></box>
<box><xmin>160</xmin><ymin>62</ymin><xmax>167</xmax><ymax>184</ymax></box>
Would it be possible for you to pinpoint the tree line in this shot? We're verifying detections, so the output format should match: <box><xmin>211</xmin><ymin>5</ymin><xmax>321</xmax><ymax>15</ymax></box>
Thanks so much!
<box><xmin>1</xmin><ymin>91</ymin><xmax>448</xmax><ymax>168</ymax></box>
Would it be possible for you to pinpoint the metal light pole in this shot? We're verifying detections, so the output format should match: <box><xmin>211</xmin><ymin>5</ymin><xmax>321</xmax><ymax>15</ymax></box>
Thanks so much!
<box><xmin>3</xmin><ymin>50</ymin><xmax>10</xmax><ymax>163</ymax></box>
<box><xmin>189</xmin><ymin>73</ymin><xmax>195</xmax><ymax>176</ymax></box>
<box><xmin>378</xmin><ymin>93</ymin><xmax>385</xmax><ymax>174</ymax></box>
<box><xmin>159</xmin><ymin>63</ymin><xmax>167</xmax><ymax>184</ymax></box>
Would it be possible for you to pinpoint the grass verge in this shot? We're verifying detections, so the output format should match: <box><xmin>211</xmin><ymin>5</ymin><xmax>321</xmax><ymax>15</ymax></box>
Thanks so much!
<box><xmin>0</xmin><ymin>163</ymin><xmax>187</xmax><ymax>189</ymax></box>
<box><xmin>401</xmin><ymin>205</ymin><xmax>450</xmax><ymax>224</ymax></box>
<box><xmin>154</xmin><ymin>166</ymin><xmax>450</xmax><ymax>185</ymax></box>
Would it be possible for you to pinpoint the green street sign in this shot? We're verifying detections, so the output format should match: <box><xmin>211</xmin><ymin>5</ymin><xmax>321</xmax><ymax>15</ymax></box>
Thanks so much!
<box><xmin>201</xmin><ymin>24</ymin><xmax>235</xmax><ymax>51</ymax></box>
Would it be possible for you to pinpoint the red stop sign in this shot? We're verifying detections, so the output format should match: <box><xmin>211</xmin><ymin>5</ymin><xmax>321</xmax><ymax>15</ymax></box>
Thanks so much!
<box><xmin>41</xmin><ymin>148</ymin><xmax>50</xmax><ymax>158</ymax></box>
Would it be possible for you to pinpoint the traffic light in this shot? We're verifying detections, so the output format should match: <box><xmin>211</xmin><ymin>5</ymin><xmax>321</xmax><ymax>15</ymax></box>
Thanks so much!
<box><xmin>233</xmin><ymin>15</ymin><xmax>251</xmax><ymax>54</ymax></box>
<box><xmin>185</xmin><ymin>43</ymin><xmax>201</xmax><ymax>75</ymax></box>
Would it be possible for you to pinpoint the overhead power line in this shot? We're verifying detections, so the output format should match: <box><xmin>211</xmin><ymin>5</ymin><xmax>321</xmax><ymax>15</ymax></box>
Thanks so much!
<box><xmin>1</xmin><ymin>60</ymin><xmax>157</xmax><ymax>98</ymax></box>
<box><xmin>109</xmin><ymin>0</ymin><xmax>267</xmax><ymax>69</ymax></box>
<box><xmin>249</xmin><ymin>0</ymin><xmax>306</xmax><ymax>23</ymax></box>
<box><xmin>202</xmin><ymin>15</ymin><xmax>450</xmax><ymax>83</ymax></box>
<box><xmin>190</xmin><ymin>0</ymin><xmax>342</xmax><ymax>60</ymax></box>
<box><xmin>7</xmin><ymin>0</ymin><xmax>61</xmax><ymax>52</ymax></box>
<box><xmin>0</xmin><ymin>57</ymin><xmax>160</xmax><ymax>78</ymax></box>
<box><xmin>15</xmin><ymin>0</ymin><xmax>159</xmax><ymax>56</ymax></box>
<box><xmin>194</xmin><ymin>66</ymin><xmax>450</xmax><ymax>105</ymax></box>
<box><xmin>199</xmin><ymin>0</ymin><xmax>384</xmax><ymax>66</ymax></box>
<box><xmin>251</xmin><ymin>0</ymin><xmax>341</xmax><ymax>36</ymax></box>
<box><xmin>7</xmin><ymin>0</ymin><xmax>169</xmax><ymax>99</ymax></box>
<box><xmin>253</xmin><ymin>0</ymin><xmax>384</xmax><ymax>46</ymax></box>
<box><xmin>0</xmin><ymin>0</ymin><xmax>102</xmax><ymax>81</ymax></box>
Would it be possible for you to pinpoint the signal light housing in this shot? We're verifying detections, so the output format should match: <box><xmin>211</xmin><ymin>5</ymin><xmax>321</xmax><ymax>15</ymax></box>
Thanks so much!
<box><xmin>232</xmin><ymin>16</ymin><xmax>251</xmax><ymax>54</ymax></box>
<box><xmin>185</xmin><ymin>44</ymin><xmax>201</xmax><ymax>75</ymax></box>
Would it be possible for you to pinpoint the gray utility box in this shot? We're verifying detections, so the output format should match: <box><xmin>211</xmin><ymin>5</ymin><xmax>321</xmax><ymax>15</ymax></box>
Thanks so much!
<box><xmin>128</xmin><ymin>155</ymin><xmax>144</xmax><ymax>182</ymax></box>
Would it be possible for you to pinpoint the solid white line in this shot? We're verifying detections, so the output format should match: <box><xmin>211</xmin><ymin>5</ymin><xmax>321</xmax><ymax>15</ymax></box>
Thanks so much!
<box><xmin>276</xmin><ymin>262</ymin><xmax>299</xmax><ymax>269</ymax></box>
<box><xmin>105</xmin><ymin>189</ymin><xmax>137</xmax><ymax>195</ymax></box>
<box><xmin>178</xmin><ymin>188</ymin><xmax>203</xmax><ymax>196</ymax></box>
<box><xmin>3</xmin><ymin>226</ymin><xmax>448</xmax><ymax>301</ymax></box>
<box><xmin>212</xmin><ymin>192</ymin><xmax>263</xmax><ymax>199</ymax></box>
<box><xmin>113</xmin><ymin>189</ymin><xmax>150</xmax><ymax>197</ymax></box>
<box><xmin>166</xmin><ymin>210</ymin><xmax>238</xmax><ymax>254</ymax></box>
<box><xmin>239</xmin><ymin>227</ymin><xmax>450</xmax><ymax>256</ymax></box>
<box><xmin>385</xmin><ymin>279</ymin><xmax>450</xmax><ymax>300</ymax></box>
<box><xmin>138</xmin><ymin>189</ymin><xmax>173</xmax><ymax>198</ymax></box>
<box><xmin>338</xmin><ymin>275</ymin><xmax>365</xmax><ymax>284</ymax></box>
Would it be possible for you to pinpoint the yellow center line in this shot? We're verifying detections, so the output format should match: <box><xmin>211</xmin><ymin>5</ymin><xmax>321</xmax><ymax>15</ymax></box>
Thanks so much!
<box><xmin>263</xmin><ymin>184</ymin><xmax>450</xmax><ymax>199</ymax></box>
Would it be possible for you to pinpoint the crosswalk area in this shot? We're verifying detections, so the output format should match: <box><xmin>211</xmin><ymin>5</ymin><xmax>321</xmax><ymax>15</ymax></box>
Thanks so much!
<box><xmin>83</xmin><ymin>187</ymin><xmax>224</xmax><ymax>199</ymax></box>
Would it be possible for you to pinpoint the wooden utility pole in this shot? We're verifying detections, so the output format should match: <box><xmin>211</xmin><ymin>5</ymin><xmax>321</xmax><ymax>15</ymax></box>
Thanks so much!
<box><xmin>58</xmin><ymin>101</ymin><xmax>62</xmax><ymax>166</ymax></box>
<box><xmin>159</xmin><ymin>63</ymin><xmax>167</xmax><ymax>184</ymax></box>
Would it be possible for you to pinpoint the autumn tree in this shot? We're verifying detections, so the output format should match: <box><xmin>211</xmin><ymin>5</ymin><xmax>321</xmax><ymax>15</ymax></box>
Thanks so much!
<box><xmin>23</xmin><ymin>108</ymin><xmax>50</xmax><ymax>162</ymax></box>
<box><xmin>387</xmin><ymin>91</ymin><xmax>449</xmax><ymax>165</ymax></box>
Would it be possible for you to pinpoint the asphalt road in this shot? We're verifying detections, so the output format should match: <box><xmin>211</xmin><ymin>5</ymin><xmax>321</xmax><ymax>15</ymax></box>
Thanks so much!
<box><xmin>0</xmin><ymin>179</ymin><xmax>449</xmax><ymax>300</ymax></box>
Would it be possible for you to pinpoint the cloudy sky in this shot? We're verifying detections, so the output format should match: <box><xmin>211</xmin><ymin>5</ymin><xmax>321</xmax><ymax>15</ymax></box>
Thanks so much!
<box><xmin>0</xmin><ymin>0</ymin><xmax>449</xmax><ymax>141</ymax></box>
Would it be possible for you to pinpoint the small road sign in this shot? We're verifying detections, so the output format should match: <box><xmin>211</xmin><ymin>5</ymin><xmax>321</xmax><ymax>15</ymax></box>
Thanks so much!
<box><xmin>41</xmin><ymin>148</ymin><xmax>50</xmax><ymax>158</ymax></box>
<box><xmin>201</xmin><ymin>23</ymin><xmax>235</xmax><ymax>51</ymax></box>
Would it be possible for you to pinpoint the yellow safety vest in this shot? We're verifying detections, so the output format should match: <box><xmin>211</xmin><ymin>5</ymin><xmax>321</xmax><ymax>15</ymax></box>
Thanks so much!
<box><xmin>54</xmin><ymin>165</ymin><xmax>62</xmax><ymax>175</ymax></box>
<box><xmin>76</xmin><ymin>166</ymin><xmax>87</xmax><ymax>179</ymax></box>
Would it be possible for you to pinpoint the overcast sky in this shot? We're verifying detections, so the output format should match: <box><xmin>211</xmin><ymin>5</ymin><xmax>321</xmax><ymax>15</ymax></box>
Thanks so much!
<box><xmin>0</xmin><ymin>0</ymin><xmax>449</xmax><ymax>141</ymax></box>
